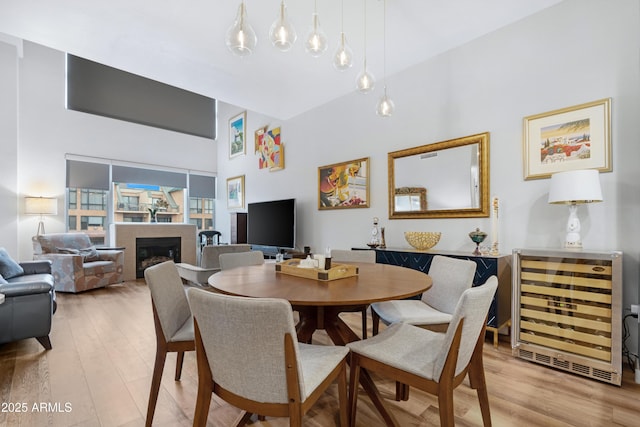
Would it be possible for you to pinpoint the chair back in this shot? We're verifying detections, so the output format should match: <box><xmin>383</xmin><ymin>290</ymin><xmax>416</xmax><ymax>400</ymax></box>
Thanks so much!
<box><xmin>144</xmin><ymin>261</ymin><xmax>192</xmax><ymax>342</ymax></box>
<box><xmin>433</xmin><ymin>276</ymin><xmax>498</xmax><ymax>380</ymax></box>
<box><xmin>331</xmin><ymin>249</ymin><xmax>375</xmax><ymax>264</ymax></box>
<box><xmin>187</xmin><ymin>289</ymin><xmax>305</xmax><ymax>403</ymax></box>
<box><xmin>423</xmin><ymin>255</ymin><xmax>476</xmax><ymax>314</ymax></box>
<box><xmin>219</xmin><ymin>250</ymin><xmax>264</xmax><ymax>270</ymax></box>
<box><xmin>201</xmin><ymin>244</ymin><xmax>251</xmax><ymax>269</ymax></box>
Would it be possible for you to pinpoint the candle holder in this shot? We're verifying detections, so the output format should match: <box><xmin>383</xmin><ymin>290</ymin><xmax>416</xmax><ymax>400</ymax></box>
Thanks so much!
<box><xmin>468</xmin><ymin>228</ymin><xmax>487</xmax><ymax>256</ymax></box>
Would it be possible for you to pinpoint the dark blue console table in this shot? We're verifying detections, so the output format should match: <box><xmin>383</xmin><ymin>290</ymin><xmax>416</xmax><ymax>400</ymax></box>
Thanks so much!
<box><xmin>365</xmin><ymin>248</ymin><xmax>512</xmax><ymax>347</ymax></box>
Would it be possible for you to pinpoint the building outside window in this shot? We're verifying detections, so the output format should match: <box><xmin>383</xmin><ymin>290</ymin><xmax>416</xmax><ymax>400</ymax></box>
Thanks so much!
<box><xmin>66</xmin><ymin>160</ymin><xmax>216</xmax><ymax>244</ymax></box>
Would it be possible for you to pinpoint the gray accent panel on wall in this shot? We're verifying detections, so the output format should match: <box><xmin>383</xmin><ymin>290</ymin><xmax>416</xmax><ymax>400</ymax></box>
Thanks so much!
<box><xmin>66</xmin><ymin>54</ymin><xmax>217</xmax><ymax>140</ymax></box>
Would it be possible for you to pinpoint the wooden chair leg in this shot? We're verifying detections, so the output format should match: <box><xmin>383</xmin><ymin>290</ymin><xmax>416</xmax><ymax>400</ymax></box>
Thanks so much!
<box><xmin>371</xmin><ymin>309</ymin><xmax>380</xmax><ymax>336</ymax></box>
<box><xmin>394</xmin><ymin>381</ymin><xmax>410</xmax><ymax>401</ymax></box>
<box><xmin>468</xmin><ymin>340</ymin><xmax>491</xmax><ymax>426</ymax></box>
<box><xmin>348</xmin><ymin>354</ymin><xmax>362</xmax><ymax>427</ymax></box>
<box><xmin>437</xmin><ymin>387</ymin><xmax>455</xmax><ymax>427</ymax></box>
<box><xmin>361</xmin><ymin>308</ymin><xmax>368</xmax><ymax>339</ymax></box>
<box><xmin>193</xmin><ymin>377</ymin><xmax>214</xmax><ymax>427</ymax></box>
<box><xmin>175</xmin><ymin>351</ymin><xmax>185</xmax><ymax>380</ymax></box>
<box><xmin>337</xmin><ymin>362</ymin><xmax>348</xmax><ymax>426</ymax></box>
<box><xmin>145</xmin><ymin>348</ymin><xmax>167</xmax><ymax>427</ymax></box>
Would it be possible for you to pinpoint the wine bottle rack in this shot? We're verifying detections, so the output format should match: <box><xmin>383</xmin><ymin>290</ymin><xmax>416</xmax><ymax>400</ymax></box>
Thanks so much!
<box><xmin>512</xmin><ymin>248</ymin><xmax>622</xmax><ymax>385</ymax></box>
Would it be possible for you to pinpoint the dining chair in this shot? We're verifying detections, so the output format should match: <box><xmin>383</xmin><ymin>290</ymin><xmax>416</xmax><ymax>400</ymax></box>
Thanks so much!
<box><xmin>371</xmin><ymin>255</ymin><xmax>476</xmax><ymax>335</ymax></box>
<box><xmin>144</xmin><ymin>261</ymin><xmax>195</xmax><ymax>427</ymax></box>
<box><xmin>332</xmin><ymin>249</ymin><xmax>376</xmax><ymax>338</ymax></box>
<box><xmin>218</xmin><ymin>250</ymin><xmax>265</xmax><ymax>270</ymax></box>
<box><xmin>348</xmin><ymin>276</ymin><xmax>498</xmax><ymax>427</ymax></box>
<box><xmin>187</xmin><ymin>288</ymin><xmax>349</xmax><ymax>426</ymax></box>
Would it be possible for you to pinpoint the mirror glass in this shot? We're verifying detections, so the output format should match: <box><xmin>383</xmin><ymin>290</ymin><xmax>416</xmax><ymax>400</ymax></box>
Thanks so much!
<box><xmin>388</xmin><ymin>132</ymin><xmax>490</xmax><ymax>219</ymax></box>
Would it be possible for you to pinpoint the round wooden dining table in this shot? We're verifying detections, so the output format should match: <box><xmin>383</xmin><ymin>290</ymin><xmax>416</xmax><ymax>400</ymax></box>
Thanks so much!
<box><xmin>207</xmin><ymin>261</ymin><xmax>432</xmax><ymax>425</ymax></box>
<box><xmin>207</xmin><ymin>261</ymin><xmax>432</xmax><ymax>345</ymax></box>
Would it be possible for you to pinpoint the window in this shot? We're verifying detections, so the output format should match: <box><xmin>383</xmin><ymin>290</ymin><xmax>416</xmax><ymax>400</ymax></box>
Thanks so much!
<box><xmin>81</xmin><ymin>189</ymin><xmax>107</xmax><ymax>210</ymax></box>
<box><xmin>190</xmin><ymin>198</ymin><xmax>203</xmax><ymax>214</ymax></box>
<box><xmin>66</xmin><ymin>159</ymin><xmax>217</xmax><ymax>243</ymax></box>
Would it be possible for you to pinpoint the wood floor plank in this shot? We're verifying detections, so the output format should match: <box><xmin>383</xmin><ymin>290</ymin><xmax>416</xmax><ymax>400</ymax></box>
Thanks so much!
<box><xmin>1</xmin><ymin>279</ymin><xmax>639</xmax><ymax>426</ymax></box>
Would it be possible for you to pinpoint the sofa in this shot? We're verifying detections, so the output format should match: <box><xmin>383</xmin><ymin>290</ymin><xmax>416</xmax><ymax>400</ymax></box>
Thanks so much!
<box><xmin>0</xmin><ymin>249</ymin><xmax>56</xmax><ymax>350</ymax></box>
<box><xmin>33</xmin><ymin>233</ymin><xmax>124</xmax><ymax>293</ymax></box>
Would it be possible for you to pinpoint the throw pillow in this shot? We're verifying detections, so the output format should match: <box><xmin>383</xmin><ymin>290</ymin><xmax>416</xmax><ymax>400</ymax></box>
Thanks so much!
<box><xmin>0</xmin><ymin>247</ymin><xmax>25</xmax><ymax>279</ymax></box>
<box><xmin>79</xmin><ymin>246</ymin><xmax>101</xmax><ymax>262</ymax></box>
<box><xmin>0</xmin><ymin>273</ymin><xmax>8</xmax><ymax>285</ymax></box>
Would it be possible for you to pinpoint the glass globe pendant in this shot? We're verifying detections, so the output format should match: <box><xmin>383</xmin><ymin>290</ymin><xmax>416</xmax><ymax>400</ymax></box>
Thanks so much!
<box><xmin>355</xmin><ymin>0</ymin><xmax>374</xmax><ymax>93</ymax></box>
<box><xmin>376</xmin><ymin>86</ymin><xmax>395</xmax><ymax>117</ymax></box>
<box><xmin>269</xmin><ymin>0</ymin><xmax>296</xmax><ymax>52</ymax></box>
<box><xmin>225</xmin><ymin>1</ymin><xmax>257</xmax><ymax>56</ymax></box>
<box><xmin>333</xmin><ymin>32</ymin><xmax>353</xmax><ymax>71</ymax></box>
<box><xmin>305</xmin><ymin>12</ymin><xmax>327</xmax><ymax>56</ymax></box>
<box><xmin>356</xmin><ymin>59</ymin><xmax>375</xmax><ymax>93</ymax></box>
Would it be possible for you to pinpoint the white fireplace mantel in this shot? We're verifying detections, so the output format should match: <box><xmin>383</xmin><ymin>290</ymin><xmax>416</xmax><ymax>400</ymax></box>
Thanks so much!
<box><xmin>110</xmin><ymin>223</ymin><xmax>197</xmax><ymax>281</ymax></box>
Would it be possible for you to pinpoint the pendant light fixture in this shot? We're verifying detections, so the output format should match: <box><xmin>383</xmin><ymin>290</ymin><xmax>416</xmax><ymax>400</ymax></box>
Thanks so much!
<box><xmin>305</xmin><ymin>0</ymin><xmax>328</xmax><ymax>57</ymax></box>
<box><xmin>356</xmin><ymin>0</ymin><xmax>375</xmax><ymax>93</ymax></box>
<box><xmin>333</xmin><ymin>0</ymin><xmax>353</xmax><ymax>71</ymax></box>
<box><xmin>269</xmin><ymin>0</ymin><xmax>297</xmax><ymax>51</ymax></box>
<box><xmin>225</xmin><ymin>0</ymin><xmax>257</xmax><ymax>56</ymax></box>
<box><xmin>376</xmin><ymin>0</ymin><xmax>394</xmax><ymax>117</ymax></box>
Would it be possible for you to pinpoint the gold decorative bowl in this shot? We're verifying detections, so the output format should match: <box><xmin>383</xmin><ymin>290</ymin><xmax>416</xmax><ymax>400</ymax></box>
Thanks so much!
<box><xmin>404</xmin><ymin>231</ymin><xmax>441</xmax><ymax>250</ymax></box>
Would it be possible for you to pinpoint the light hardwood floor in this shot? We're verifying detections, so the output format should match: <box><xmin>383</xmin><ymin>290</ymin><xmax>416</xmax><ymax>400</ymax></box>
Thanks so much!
<box><xmin>1</xmin><ymin>280</ymin><xmax>639</xmax><ymax>427</ymax></box>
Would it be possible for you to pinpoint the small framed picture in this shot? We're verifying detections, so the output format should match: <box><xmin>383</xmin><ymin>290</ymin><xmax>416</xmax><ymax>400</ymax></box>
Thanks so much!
<box><xmin>226</xmin><ymin>175</ymin><xmax>245</xmax><ymax>210</ymax></box>
<box><xmin>523</xmin><ymin>98</ymin><xmax>611</xmax><ymax>180</ymax></box>
<box><xmin>318</xmin><ymin>157</ymin><xmax>370</xmax><ymax>210</ymax></box>
<box><xmin>229</xmin><ymin>111</ymin><xmax>246</xmax><ymax>159</ymax></box>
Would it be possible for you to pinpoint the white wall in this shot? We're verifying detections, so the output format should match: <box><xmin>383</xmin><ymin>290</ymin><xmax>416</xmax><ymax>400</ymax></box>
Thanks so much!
<box><xmin>6</xmin><ymin>41</ymin><xmax>218</xmax><ymax>260</ymax></box>
<box><xmin>214</xmin><ymin>0</ymin><xmax>640</xmax><ymax>352</ymax></box>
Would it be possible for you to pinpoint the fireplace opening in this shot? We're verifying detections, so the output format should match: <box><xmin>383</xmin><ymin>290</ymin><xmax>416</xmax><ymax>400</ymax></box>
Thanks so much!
<box><xmin>136</xmin><ymin>237</ymin><xmax>181</xmax><ymax>278</ymax></box>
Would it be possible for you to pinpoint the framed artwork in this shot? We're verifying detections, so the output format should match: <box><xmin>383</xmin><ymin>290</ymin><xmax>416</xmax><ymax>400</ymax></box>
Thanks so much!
<box><xmin>254</xmin><ymin>125</ymin><xmax>267</xmax><ymax>153</ymax></box>
<box><xmin>229</xmin><ymin>111</ymin><xmax>246</xmax><ymax>159</ymax></box>
<box><xmin>523</xmin><ymin>98</ymin><xmax>611</xmax><ymax>180</ymax></box>
<box><xmin>258</xmin><ymin>127</ymin><xmax>285</xmax><ymax>171</ymax></box>
<box><xmin>226</xmin><ymin>175</ymin><xmax>245</xmax><ymax>209</ymax></box>
<box><xmin>318</xmin><ymin>157</ymin><xmax>369</xmax><ymax>210</ymax></box>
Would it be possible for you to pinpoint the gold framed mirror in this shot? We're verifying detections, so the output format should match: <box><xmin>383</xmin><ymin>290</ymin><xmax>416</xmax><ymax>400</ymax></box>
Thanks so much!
<box><xmin>388</xmin><ymin>132</ymin><xmax>490</xmax><ymax>219</ymax></box>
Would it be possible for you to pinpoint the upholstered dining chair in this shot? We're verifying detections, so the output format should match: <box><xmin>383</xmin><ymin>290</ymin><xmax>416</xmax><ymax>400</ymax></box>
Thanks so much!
<box><xmin>218</xmin><ymin>250</ymin><xmax>265</xmax><ymax>270</ymax></box>
<box><xmin>187</xmin><ymin>288</ymin><xmax>349</xmax><ymax>426</ymax></box>
<box><xmin>144</xmin><ymin>261</ymin><xmax>195</xmax><ymax>427</ymax></box>
<box><xmin>371</xmin><ymin>255</ymin><xmax>476</xmax><ymax>335</ymax></box>
<box><xmin>348</xmin><ymin>276</ymin><xmax>498</xmax><ymax>427</ymax></box>
<box><xmin>332</xmin><ymin>249</ymin><xmax>376</xmax><ymax>338</ymax></box>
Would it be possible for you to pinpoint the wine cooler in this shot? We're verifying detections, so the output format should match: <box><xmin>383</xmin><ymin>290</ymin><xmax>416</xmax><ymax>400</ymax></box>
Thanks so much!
<box><xmin>512</xmin><ymin>248</ymin><xmax>622</xmax><ymax>385</ymax></box>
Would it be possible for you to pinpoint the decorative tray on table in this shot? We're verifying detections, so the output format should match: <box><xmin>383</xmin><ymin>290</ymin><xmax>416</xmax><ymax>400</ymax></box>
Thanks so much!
<box><xmin>275</xmin><ymin>259</ymin><xmax>359</xmax><ymax>281</ymax></box>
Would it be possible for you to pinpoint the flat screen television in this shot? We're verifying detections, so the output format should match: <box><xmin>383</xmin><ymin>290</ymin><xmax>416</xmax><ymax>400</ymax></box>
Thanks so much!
<box><xmin>247</xmin><ymin>198</ymin><xmax>296</xmax><ymax>249</ymax></box>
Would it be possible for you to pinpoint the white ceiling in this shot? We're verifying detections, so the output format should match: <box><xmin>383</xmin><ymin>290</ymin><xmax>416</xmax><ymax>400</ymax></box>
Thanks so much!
<box><xmin>0</xmin><ymin>0</ymin><xmax>563</xmax><ymax>119</ymax></box>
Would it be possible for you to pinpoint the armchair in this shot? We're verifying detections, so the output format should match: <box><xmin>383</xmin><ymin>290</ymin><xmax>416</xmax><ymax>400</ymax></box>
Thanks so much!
<box><xmin>33</xmin><ymin>233</ymin><xmax>124</xmax><ymax>293</ymax></box>
<box><xmin>0</xmin><ymin>256</ymin><xmax>56</xmax><ymax>350</ymax></box>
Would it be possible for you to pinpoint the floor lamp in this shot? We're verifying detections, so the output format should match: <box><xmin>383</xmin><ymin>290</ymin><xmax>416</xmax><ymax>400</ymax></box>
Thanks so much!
<box><xmin>25</xmin><ymin>196</ymin><xmax>58</xmax><ymax>236</ymax></box>
<box><xmin>548</xmin><ymin>169</ymin><xmax>602</xmax><ymax>248</ymax></box>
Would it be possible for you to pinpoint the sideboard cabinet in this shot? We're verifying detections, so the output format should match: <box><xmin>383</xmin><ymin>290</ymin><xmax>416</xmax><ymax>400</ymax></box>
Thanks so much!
<box><xmin>374</xmin><ymin>248</ymin><xmax>511</xmax><ymax>346</ymax></box>
<box><xmin>512</xmin><ymin>248</ymin><xmax>622</xmax><ymax>385</ymax></box>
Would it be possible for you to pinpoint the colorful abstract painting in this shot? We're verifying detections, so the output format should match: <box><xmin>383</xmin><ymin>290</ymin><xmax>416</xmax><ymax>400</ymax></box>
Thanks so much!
<box><xmin>258</xmin><ymin>127</ymin><xmax>284</xmax><ymax>171</ymax></box>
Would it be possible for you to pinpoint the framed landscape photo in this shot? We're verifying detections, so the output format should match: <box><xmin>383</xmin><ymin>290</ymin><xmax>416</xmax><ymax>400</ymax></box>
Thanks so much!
<box><xmin>318</xmin><ymin>157</ymin><xmax>370</xmax><ymax>210</ymax></box>
<box><xmin>226</xmin><ymin>175</ymin><xmax>245</xmax><ymax>209</ymax></box>
<box><xmin>229</xmin><ymin>111</ymin><xmax>246</xmax><ymax>159</ymax></box>
<box><xmin>523</xmin><ymin>98</ymin><xmax>611</xmax><ymax>180</ymax></box>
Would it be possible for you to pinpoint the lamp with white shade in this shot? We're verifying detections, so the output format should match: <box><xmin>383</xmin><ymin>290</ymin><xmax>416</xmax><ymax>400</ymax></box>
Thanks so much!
<box><xmin>548</xmin><ymin>169</ymin><xmax>602</xmax><ymax>248</ymax></box>
<box><xmin>25</xmin><ymin>196</ymin><xmax>58</xmax><ymax>236</ymax></box>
